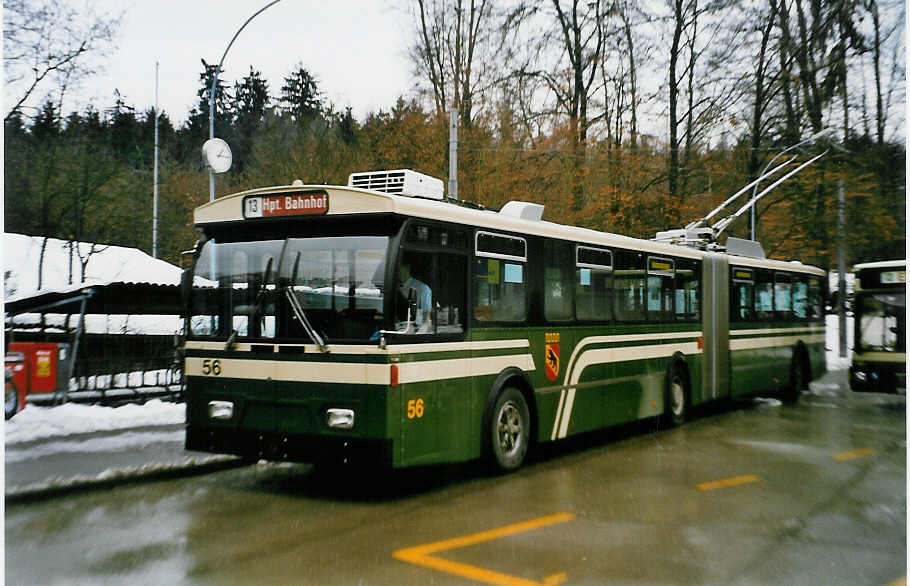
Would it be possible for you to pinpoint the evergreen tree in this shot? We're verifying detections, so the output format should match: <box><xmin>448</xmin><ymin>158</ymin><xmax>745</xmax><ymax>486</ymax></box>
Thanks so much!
<box><xmin>279</xmin><ymin>64</ymin><xmax>323</xmax><ymax>123</ymax></box>
<box><xmin>230</xmin><ymin>66</ymin><xmax>271</xmax><ymax>172</ymax></box>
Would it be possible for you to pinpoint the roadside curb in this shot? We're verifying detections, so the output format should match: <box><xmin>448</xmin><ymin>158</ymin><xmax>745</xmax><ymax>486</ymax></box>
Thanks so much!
<box><xmin>6</xmin><ymin>455</ymin><xmax>249</xmax><ymax>504</ymax></box>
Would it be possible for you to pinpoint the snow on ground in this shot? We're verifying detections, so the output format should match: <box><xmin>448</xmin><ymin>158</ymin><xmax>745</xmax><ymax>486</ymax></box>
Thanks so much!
<box><xmin>5</xmin><ymin>400</ymin><xmax>185</xmax><ymax>445</ymax></box>
<box><xmin>5</xmin><ymin>429</ymin><xmax>184</xmax><ymax>463</ymax></box>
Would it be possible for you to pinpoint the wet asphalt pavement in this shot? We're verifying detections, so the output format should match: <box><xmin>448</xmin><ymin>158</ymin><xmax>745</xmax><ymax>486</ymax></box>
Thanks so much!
<box><xmin>5</xmin><ymin>370</ymin><xmax>905</xmax><ymax>585</ymax></box>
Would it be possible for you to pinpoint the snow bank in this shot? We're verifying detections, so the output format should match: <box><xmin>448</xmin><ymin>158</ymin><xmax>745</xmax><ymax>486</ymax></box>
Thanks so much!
<box><xmin>825</xmin><ymin>313</ymin><xmax>854</xmax><ymax>371</ymax></box>
<box><xmin>4</xmin><ymin>233</ymin><xmax>183</xmax><ymax>301</ymax></box>
<box><xmin>5</xmin><ymin>399</ymin><xmax>185</xmax><ymax>445</ymax></box>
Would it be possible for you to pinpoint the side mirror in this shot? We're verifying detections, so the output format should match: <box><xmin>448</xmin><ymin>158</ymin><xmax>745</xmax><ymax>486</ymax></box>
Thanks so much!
<box><xmin>180</xmin><ymin>268</ymin><xmax>194</xmax><ymax>318</ymax></box>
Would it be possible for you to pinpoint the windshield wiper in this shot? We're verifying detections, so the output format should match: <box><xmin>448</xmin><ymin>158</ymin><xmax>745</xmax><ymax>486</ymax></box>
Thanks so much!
<box><xmin>226</xmin><ymin>257</ymin><xmax>274</xmax><ymax>350</ymax></box>
<box><xmin>285</xmin><ymin>287</ymin><xmax>329</xmax><ymax>353</ymax></box>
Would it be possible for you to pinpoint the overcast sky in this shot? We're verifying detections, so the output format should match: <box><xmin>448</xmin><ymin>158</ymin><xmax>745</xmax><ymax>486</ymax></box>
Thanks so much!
<box><xmin>54</xmin><ymin>0</ymin><xmax>414</xmax><ymax>125</ymax></box>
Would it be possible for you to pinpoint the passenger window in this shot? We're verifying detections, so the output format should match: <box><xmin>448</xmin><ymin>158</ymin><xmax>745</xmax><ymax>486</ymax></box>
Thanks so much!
<box><xmin>576</xmin><ymin>246</ymin><xmax>612</xmax><ymax>322</ymax></box>
<box><xmin>731</xmin><ymin>267</ymin><xmax>754</xmax><ymax>322</ymax></box>
<box><xmin>675</xmin><ymin>258</ymin><xmax>700</xmax><ymax>322</ymax></box>
<box><xmin>774</xmin><ymin>273</ymin><xmax>792</xmax><ymax>320</ymax></box>
<box><xmin>545</xmin><ymin>240</ymin><xmax>573</xmax><ymax>321</ymax></box>
<box><xmin>755</xmin><ymin>269</ymin><xmax>774</xmax><ymax>320</ymax></box>
<box><xmin>808</xmin><ymin>277</ymin><xmax>823</xmax><ymax>319</ymax></box>
<box><xmin>474</xmin><ymin>232</ymin><xmax>527</xmax><ymax>322</ymax></box>
<box><xmin>793</xmin><ymin>276</ymin><xmax>809</xmax><ymax>320</ymax></box>
<box><xmin>615</xmin><ymin>250</ymin><xmax>646</xmax><ymax>321</ymax></box>
<box><xmin>647</xmin><ymin>256</ymin><xmax>674</xmax><ymax>322</ymax></box>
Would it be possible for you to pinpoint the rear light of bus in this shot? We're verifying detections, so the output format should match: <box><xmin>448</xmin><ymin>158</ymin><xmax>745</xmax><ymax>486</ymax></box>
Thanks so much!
<box><xmin>208</xmin><ymin>400</ymin><xmax>234</xmax><ymax>420</ymax></box>
<box><xmin>327</xmin><ymin>408</ymin><xmax>355</xmax><ymax>429</ymax></box>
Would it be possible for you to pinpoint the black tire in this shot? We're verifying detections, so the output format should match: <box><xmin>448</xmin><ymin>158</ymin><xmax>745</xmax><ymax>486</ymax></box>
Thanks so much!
<box><xmin>485</xmin><ymin>387</ymin><xmax>530</xmax><ymax>473</ymax></box>
<box><xmin>5</xmin><ymin>380</ymin><xmax>19</xmax><ymax>420</ymax></box>
<box><xmin>664</xmin><ymin>364</ymin><xmax>689</xmax><ymax>427</ymax></box>
<box><xmin>782</xmin><ymin>353</ymin><xmax>804</xmax><ymax>404</ymax></box>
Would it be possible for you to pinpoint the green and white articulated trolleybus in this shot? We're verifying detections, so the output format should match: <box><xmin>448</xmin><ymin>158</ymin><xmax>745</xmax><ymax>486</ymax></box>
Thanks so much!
<box><xmin>183</xmin><ymin>169</ymin><xmax>826</xmax><ymax>472</ymax></box>
<box><xmin>849</xmin><ymin>260</ymin><xmax>906</xmax><ymax>393</ymax></box>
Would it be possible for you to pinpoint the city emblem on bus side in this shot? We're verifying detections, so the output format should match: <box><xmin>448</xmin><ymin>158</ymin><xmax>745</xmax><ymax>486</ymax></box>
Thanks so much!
<box><xmin>545</xmin><ymin>332</ymin><xmax>560</xmax><ymax>381</ymax></box>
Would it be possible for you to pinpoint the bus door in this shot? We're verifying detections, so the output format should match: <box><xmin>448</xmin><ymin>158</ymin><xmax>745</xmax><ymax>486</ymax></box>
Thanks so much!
<box><xmin>395</xmin><ymin>226</ymin><xmax>470</xmax><ymax>465</ymax></box>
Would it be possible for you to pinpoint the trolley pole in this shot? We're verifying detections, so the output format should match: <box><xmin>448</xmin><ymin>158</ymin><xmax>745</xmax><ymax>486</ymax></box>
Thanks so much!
<box><xmin>448</xmin><ymin>107</ymin><xmax>458</xmax><ymax>199</ymax></box>
<box><xmin>837</xmin><ymin>180</ymin><xmax>847</xmax><ymax>358</ymax></box>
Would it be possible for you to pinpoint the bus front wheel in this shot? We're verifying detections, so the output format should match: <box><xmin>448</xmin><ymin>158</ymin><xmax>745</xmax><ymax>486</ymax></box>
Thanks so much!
<box><xmin>485</xmin><ymin>387</ymin><xmax>530</xmax><ymax>473</ymax></box>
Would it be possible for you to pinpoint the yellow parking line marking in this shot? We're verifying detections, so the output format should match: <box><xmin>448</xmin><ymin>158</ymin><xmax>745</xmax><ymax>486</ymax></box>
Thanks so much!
<box><xmin>696</xmin><ymin>474</ymin><xmax>760</xmax><ymax>492</ymax></box>
<box><xmin>833</xmin><ymin>448</ymin><xmax>877</xmax><ymax>461</ymax></box>
<box><xmin>886</xmin><ymin>576</ymin><xmax>906</xmax><ymax>586</ymax></box>
<box><xmin>393</xmin><ymin>512</ymin><xmax>575</xmax><ymax>586</ymax></box>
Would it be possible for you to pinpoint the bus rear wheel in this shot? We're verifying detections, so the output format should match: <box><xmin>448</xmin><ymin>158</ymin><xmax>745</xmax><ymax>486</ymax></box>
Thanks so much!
<box><xmin>664</xmin><ymin>365</ymin><xmax>689</xmax><ymax>427</ymax></box>
<box><xmin>486</xmin><ymin>387</ymin><xmax>530</xmax><ymax>473</ymax></box>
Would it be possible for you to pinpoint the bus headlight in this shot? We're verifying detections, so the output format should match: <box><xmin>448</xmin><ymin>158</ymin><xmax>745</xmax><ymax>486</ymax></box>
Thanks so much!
<box><xmin>208</xmin><ymin>400</ymin><xmax>234</xmax><ymax>420</ymax></box>
<box><xmin>854</xmin><ymin>371</ymin><xmax>867</xmax><ymax>382</ymax></box>
<box><xmin>326</xmin><ymin>408</ymin><xmax>355</xmax><ymax>429</ymax></box>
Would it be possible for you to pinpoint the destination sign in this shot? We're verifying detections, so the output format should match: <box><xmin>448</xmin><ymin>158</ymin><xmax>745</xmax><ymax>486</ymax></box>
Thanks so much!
<box><xmin>733</xmin><ymin>268</ymin><xmax>754</xmax><ymax>282</ymax></box>
<box><xmin>647</xmin><ymin>256</ymin><xmax>674</xmax><ymax>276</ymax></box>
<box><xmin>243</xmin><ymin>191</ymin><xmax>328</xmax><ymax>218</ymax></box>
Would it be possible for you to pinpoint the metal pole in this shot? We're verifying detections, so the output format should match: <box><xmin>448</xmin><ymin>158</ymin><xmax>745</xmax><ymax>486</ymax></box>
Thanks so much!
<box><xmin>448</xmin><ymin>107</ymin><xmax>458</xmax><ymax>199</ymax></box>
<box><xmin>153</xmin><ymin>61</ymin><xmax>160</xmax><ymax>258</ymax></box>
<box><xmin>208</xmin><ymin>0</ymin><xmax>283</xmax><ymax>202</ymax></box>
<box><xmin>837</xmin><ymin>180</ymin><xmax>847</xmax><ymax>358</ymax></box>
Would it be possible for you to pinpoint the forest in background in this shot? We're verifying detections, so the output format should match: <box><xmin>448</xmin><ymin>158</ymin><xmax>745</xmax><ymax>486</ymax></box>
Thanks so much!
<box><xmin>4</xmin><ymin>0</ymin><xmax>905</xmax><ymax>276</ymax></box>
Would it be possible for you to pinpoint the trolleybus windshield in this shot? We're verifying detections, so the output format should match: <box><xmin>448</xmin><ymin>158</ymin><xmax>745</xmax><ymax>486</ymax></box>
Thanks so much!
<box><xmin>857</xmin><ymin>292</ymin><xmax>906</xmax><ymax>353</ymax></box>
<box><xmin>189</xmin><ymin>236</ymin><xmax>388</xmax><ymax>343</ymax></box>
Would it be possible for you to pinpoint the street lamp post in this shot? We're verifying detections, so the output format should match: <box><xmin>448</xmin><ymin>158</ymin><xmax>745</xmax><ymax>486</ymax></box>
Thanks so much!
<box><xmin>207</xmin><ymin>0</ymin><xmax>283</xmax><ymax>201</ymax></box>
<box><xmin>750</xmin><ymin>128</ymin><xmax>832</xmax><ymax>240</ymax></box>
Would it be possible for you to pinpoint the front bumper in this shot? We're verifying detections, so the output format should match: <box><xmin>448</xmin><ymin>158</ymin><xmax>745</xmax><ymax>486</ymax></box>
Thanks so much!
<box><xmin>186</xmin><ymin>425</ymin><xmax>394</xmax><ymax>467</ymax></box>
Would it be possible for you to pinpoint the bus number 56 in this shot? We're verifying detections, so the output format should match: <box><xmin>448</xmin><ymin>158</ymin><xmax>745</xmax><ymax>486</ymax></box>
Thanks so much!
<box><xmin>202</xmin><ymin>359</ymin><xmax>222</xmax><ymax>376</ymax></box>
<box><xmin>406</xmin><ymin>398</ymin><xmax>424</xmax><ymax>419</ymax></box>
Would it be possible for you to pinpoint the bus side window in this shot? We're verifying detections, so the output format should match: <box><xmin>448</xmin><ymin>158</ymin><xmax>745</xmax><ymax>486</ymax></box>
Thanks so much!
<box><xmin>808</xmin><ymin>277</ymin><xmax>823</xmax><ymax>319</ymax></box>
<box><xmin>674</xmin><ymin>258</ymin><xmax>699</xmax><ymax>322</ymax></box>
<box><xmin>774</xmin><ymin>273</ymin><xmax>792</xmax><ymax>321</ymax></box>
<box><xmin>576</xmin><ymin>246</ymin><xmax>612</xmax><ymax>322</ymax></box>
<box><xmin>615</xmin><ymin>250</ymin><xmax>645</xmax><ymax>321</ymax></box>
<box><xmin>474</xmin><ymin>258</ymin><xmax>527</xmax><ymax>322</ymax></box>
<box><xmin>647</xmin><ymin>256</ymin><xmax>674</xmax><ymax>322</ymax></box>
<box><xmin>731</xmin><ymin>267</ymin><xmax>754</xmax><ymax>322</ymax></box>
<box><xmin>793</xmin><ymin>276</ymin><xmax>809</xmax><ymax>320</ymax></box>
<box><xmin>474</xmin><ymin>232</ymin><xmax>527</xmax><ymax>323</ymax></box>
<box><xmin>545</xmin><ymin>240</ymin><xmax>573</xmax><ymax>322</ymax></box>
<box><xmin>755</xmin><ymin>269</ymin><xmax>774</xmax><ymax>321</ymax></box>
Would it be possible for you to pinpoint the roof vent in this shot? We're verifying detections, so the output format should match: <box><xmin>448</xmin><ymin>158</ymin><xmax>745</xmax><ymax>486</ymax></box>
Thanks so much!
<box><xmin>725</xmin><ymin>237</ymin><xmax>766</xmax><ymax>259</ymax></box>
<box><xmin>348</xmin><ymin>169</ymin><xmax>445</xmax><ymax>200</ymax></box>
<box><xmin>499</xmin><ymin>201</ymin><xmax>544</xmax><ymax>221</ymax></box>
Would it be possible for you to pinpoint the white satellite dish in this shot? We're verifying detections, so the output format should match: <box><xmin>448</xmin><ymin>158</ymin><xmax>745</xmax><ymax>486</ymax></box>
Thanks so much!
<box><xmin>202</xmin><ymin>138</ymin><xmax>233</xmax><ymax>173</ymax></box>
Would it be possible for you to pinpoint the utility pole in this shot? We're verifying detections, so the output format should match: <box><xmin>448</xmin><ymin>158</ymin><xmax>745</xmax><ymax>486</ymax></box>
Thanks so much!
<box><xmin>153</xmin><ymin>61</ymin><xmax>160</xmax><ymax>258</ymax></box>
<box><xmin>448</xmin><ymin>107</ymin><xmax>458</xmax><ymax>199</ymax></box>
<box><xmin>837</xmin><ymin>179</ymin><xmax>847</xmax><ymax>358</ymax></box>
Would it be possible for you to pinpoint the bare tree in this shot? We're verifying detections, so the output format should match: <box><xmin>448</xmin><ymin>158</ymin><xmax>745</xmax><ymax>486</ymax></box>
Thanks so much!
<box><xmin>4</xmin><ymin>0</ymin><xmax>120</xmax><ymax>121</ymax></box>
<box><xmin>409</xmin><ymin>0</ymin><xmax>495</xmax><ymax>128</ymax></box>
